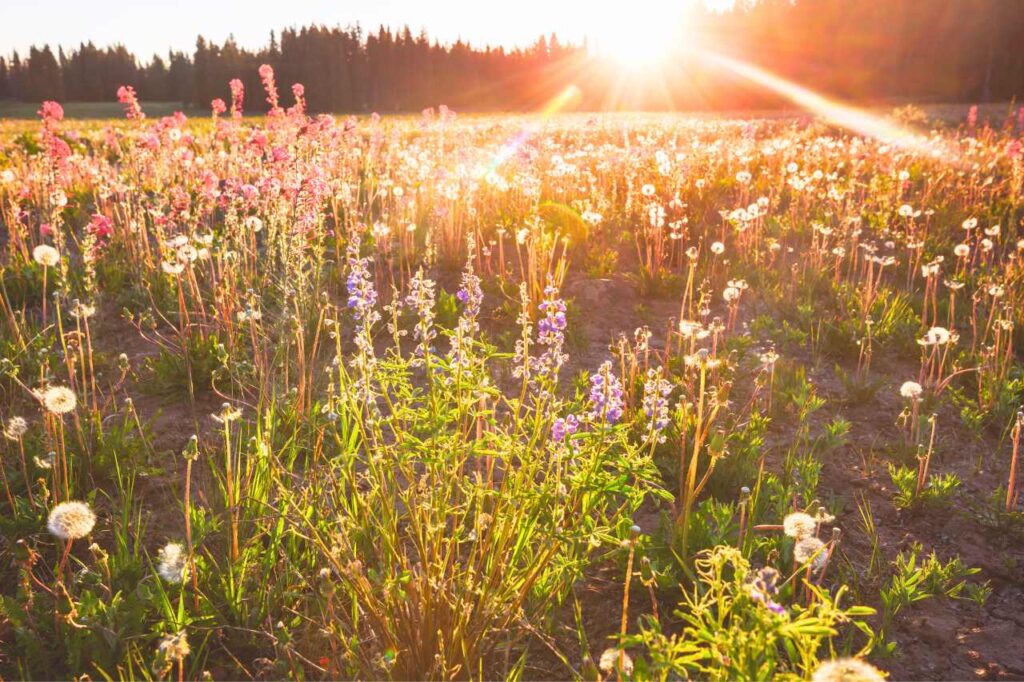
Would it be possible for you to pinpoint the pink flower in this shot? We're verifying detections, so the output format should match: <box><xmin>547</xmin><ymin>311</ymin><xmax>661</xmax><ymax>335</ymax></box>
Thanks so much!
<box><xmin>87</xmin><ymin>214</ymin><xmax>113</xmax><ymax>241</ymax></box>
<box><xmin>47</xmin><ymin>136</ymin><xmax>71</xmax><ymax>161</ymax></box>
<box><xmin>211</xmin><ymin>98</ymin><xmax>227</xmax><ymax>116</ymax></box>
<box><xmin>259</xmin><ymin>64</ymin><xmax>280</xmax><ymax>113</ymax></box>
<box><xmin>289</xmin><ymin>83</ymin><xmax>306</xmax><ymax>116</ymax></box>
<box><xmin>229</xmin><ymin>79</ymin><xmax>244</xmax><ymax>117</ymax></box>
<box><xmin>38</xmin><ymin>101</ymin><xmax>64</xmax><ymax>123</ymax></box>
<box><xmin>116</xmin><ymin>85</ymin><xmax>145</xmax><ymax>120</ymax></box>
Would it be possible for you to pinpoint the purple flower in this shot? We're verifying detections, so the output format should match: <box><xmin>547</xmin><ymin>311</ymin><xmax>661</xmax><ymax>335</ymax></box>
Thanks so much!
<box><xmin>749</xmin><ymin>567</ymin><xmax>785</xmax><ymax>615</ymax></box>
<box><xmin>405</xmin><ymin>268</ymin><xmax>436</xmax><ymax>367</ymax></box>
<box><xmin>449</xmin><ymin>244</ymin><xmax>484</xmax><ymax>368</ymax></box>
<box><xmin>345</xmin><ymin>238</ymin><xmax>378</xmax><ymax>323</ymax></box>
<box><xmin>588</xmin><ymin>361</ymin><xmax>624</xmax><ymax>424</ymax></box>
<box><xmin>551</xmin><ymin>414</ymin><xmax>579</xmax><ymax>442</ymax></box>
<box><xmin>534</xmin><ymin>283</ymin><xmax>568</xmax><ymax>381</ymax></box>
<box><xmin>642</xmin><ymin>369</ymin><xmax>673</xmax><ymax>439</ymax></box>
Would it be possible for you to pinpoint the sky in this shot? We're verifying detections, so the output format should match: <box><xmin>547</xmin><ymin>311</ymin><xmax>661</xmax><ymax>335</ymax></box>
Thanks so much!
<box><xmin>0</xmin><ymin>0</ymin><xmax>676</xmax><ymax>58</ymax></box>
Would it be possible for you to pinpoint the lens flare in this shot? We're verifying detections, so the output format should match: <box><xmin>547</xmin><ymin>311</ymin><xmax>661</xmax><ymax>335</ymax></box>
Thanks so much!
<box><xmin>698</xmin><ymin>50</ymin><xmax>954</xmax><ymax>160</ymax></box>
<box><xmin>486</xmin><ymin>84</ymin><xmax>581</xmax><ymax>174</ymax></box>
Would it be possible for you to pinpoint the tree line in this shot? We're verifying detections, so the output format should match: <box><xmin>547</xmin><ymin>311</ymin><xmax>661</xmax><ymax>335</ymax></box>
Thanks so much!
<box><xmin>2</xmin><ymin>0</ymin><xmax>1024</xmax><ymax>113</ymax></box>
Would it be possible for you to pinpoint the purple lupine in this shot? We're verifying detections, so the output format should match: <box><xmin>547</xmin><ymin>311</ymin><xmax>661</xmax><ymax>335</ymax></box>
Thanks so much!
<box><xmin>534</xmin><ymin>283</ymin><xmax>568</xmax><ymax>381</ymax></box>
<box><xmin>406</xmin><ymin>268</ymin><xmax>436</xmax><ymax>367</ymax></box>
<box><xmin>512</xmin><ymin>283</ymin><xmax>533</xmax><ymax>381</ymax></box>
<box><xmin>456</xmin><ymin>269</ymin><xmax>482</xmax><ymax>320</ymax></box>
<box><xmin>642</xmin><ymin>368</ymin><xmax>673</xmax><ymax>441</ymax></box>
<box><xmin>588</xmin><ymin>361</ymin><xmax>625</xmax><ymax>424</ymax></box>
<box><xmin>346</xmin><ymin>237</ymin><xmax>378</xmax><ymax>323</ymax></box>
<box><xmin>551</xmin><ymin>414</ymin><xmax>579</xmax><ymax>442</ymax></box>
<box><xmin>449</xmin><ymin>245</ymin><xmax>483</xmax><ymax>368</ymax></box>
<box><xmin>749</xmin><ymin>567</ymin><xmax>786</xmax><ymax>615</ymax></box>
<box><xmin>345</xmin><ymin>235</ymin><xmax>381</xmax><ymax>405</ymax></box>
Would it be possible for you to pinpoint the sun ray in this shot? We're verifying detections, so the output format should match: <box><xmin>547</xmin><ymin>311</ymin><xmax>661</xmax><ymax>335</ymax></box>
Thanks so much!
<box><xmin>695</xmin><ymin>49</ymin><xmax>957</xmax><ymax>161</ymax></box>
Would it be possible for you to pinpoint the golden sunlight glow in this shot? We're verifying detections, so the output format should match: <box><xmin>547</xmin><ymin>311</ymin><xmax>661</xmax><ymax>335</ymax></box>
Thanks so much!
<box><xmin>697</xmin><ymin>50</ymin><xmax>956</xmax><ymax>161</ymax></box>
<box><xmin>587</xmin><ymin>1</ymin><xmax>689</xmax><ymax>68</ymax></box>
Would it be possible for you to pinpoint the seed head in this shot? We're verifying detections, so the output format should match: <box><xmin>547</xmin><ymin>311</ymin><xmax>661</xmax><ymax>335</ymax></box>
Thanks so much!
<box><xmin>47</xmin><ymin>501</ymin><xmax>96</xmax><ymax>540</ymax></box>
<box><xmin>42</xmin><ymin>386</ymin><xmax>77</xmax><ymax>414</ymax></box>
<box><xmin>157</xmin><ymin>542</ymin><xmax>189</xmax><ymax>584</ymax></box>
<box><xmin>598</xmin><ymin>648</ymin><xmax>633</xmax><ymax>676</ymax></box>
<box><xmin>157</xmin><ymin>630</ymin><xmax>191</xmax><ymax>664</ymax></box>
<box><xmin>33</xmin><ymin>244</ymin><xmax>60</xmax><ymax>267</ymax></box>
<box><xmin>783</xmin><ymin>512</ymin><xmax>817</xmax><ymax>539</ymax></box>
<box><xmin>900</xmin><ymin>381</ymin><xmax>923</xmax><ymax>400</ymax></box>
<box><xmin>3</xmin><ymin>416</ymin><xmax>28</xmax><ymax>440</ymax></box>
<box><xmin>811</xmin><ymin>657</ymin><xmax>885</xmax><ymax>682</ymax></box>
<box><xmin>794</xmin><ymin>536</ymin><xmax>827</xmax><ymax>570</ymax></box>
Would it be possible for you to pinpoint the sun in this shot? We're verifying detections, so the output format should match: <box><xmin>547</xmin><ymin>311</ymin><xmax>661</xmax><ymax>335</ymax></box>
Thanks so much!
<box><xmin>586</xmin><ymin>1</ymin><xmax>691</xmax><ymax>69</ymax></box>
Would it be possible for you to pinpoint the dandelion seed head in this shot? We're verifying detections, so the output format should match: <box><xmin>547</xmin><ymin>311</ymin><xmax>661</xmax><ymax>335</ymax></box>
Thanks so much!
<box><xmin>900</xmin><ymin>381</ymin><xmax>923</xmax><ymax>400</ymax></box>
<box><xmin>811</xmin><ymin>657</ymin><xmax>886</xmax><ymax>682</ymax></box>
<box><xmin>3</xmin><ymin>416</ymin><xmax>28</xmax><ymax>440</ymax></box>
<box><xmin>33</xmin><ymin>244</ymin><xmax>60</xmax><ymax>267</ymax></box>
<box><xmin>157</xmin><ymin>630</ymin><xmax>191</xmax><ymax>664</ymax></box>
<box><xmin>794</xmin><ymin>536</ymin><xmax>827</xmax><ymax>570</ymax></box>
<box><xmin>919</xmin><ymin>326</ymin><xmax>952</xmax><ymax>346</ymax></box>
<box><xmin>42</xmin><ymin>386</ymin><xmax>77</xmax><ymax>414</ymax></box>
<box><xmin>783</xmin><ymin>512</ymin><xmax>817</xmax><ymax>539</ymax></box>
<box><xmin>157</xmin><ymin>542</ymin><xmax>189</xmax><ymax>584</ymax></box>
<box><xmin>598</xmin><ymin>648</ymin><xmax>633</xmax><ymax>675</ymax></box>
<box><xmin>47</xmin><ymin>501</ymin><xmax>96</xmax><ymax>540</ymax></box>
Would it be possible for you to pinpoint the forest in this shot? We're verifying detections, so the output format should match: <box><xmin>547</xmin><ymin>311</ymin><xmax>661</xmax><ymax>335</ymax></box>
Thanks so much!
<box><xmin>2</xmin><ymin>0</ymin><xmax>1024</xmax><ymax>112</ymax></box>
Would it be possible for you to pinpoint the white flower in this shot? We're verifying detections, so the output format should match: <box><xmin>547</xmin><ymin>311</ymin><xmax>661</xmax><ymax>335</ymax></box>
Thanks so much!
<box><xmin>42</xmin><ymin>386</ymin><xmax>77</xmax><ymax>414</ymax></box>
<box><xmin>783</xmin><ymin>512</ymin><xmax>817</xmax><ymax>539</ymax></box>
<box><xmin>47</xmin><ymin>501</ymin><xmax>96</xmax><ymax>540</ymax></box>
<box><xmin>157</xmin><ymin>630</ymin><xmax>190</xmax><ymax>664</ymax></box>
<box><xmin>899</xmin><ymin>381</ymin><xmax>923</xmax><ymax>400</ymax></box>
<box><xmin>598</xmin><ymin>648</ymin><xmax>634</xmax><ymax>675</ymax></box>
<box><xmin>794</xmin><ymin>536</ymin><xmax>827</xmax><ymax>570</ymax></box>
<box><xmin>157</xmin><ymin>542</ymin><xmax>189</xmax><ymax>584</ymax></box>
<box><xmin>161</xmin><ymin>260</ymin><xmax>185</xmax><ymax>275</ymax></box>
<box><xmin>811</xmin><ymin>657</ymin><xmax>885</xmax><ymax>682</ymax></box>
<box><xmin>919</xmin><ymin>326</ymin><xmax>952</xmax><ymax>346</ymax></box>
<box><xmin>33</xmin><ymin>244</ymin><xmax>60</xmax><ymax>267</ymax></box>
<box><xmin>3</xmin><ymin>416</ymin><xmax>28</xmax><ymax>440</ymax></box>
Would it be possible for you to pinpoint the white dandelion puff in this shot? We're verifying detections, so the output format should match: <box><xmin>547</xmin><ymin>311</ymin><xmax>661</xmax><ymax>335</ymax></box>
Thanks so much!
<box><xmin>47</xmin><ymin>501</ymin><xmax>96</xmax><ymax>541</ymax></box>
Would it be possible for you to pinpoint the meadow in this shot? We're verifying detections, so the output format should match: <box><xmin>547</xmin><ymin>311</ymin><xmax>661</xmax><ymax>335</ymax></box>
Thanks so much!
<box><xmin>1</xmin><ymin>77</ymin><xmax>1023</xmax><ymax>681</ymax></box>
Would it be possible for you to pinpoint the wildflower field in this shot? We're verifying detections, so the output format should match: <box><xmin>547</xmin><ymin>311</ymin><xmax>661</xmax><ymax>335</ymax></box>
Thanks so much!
<box><xmin>1</xmin><ymin>79</ymin><xmax>1023</xmax><ymax>681</ymax></box>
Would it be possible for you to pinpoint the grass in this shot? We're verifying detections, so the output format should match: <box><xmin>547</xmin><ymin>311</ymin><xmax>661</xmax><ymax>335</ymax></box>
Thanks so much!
<box><xmin>0</xmin><ymin>100</ymin><xmax>196</xmax><ymax>120</ymax></box>
<box><xmin>0</xmin><ymin>84</ymin><xmax>1020</xmax><ymax>680</ymax></box>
